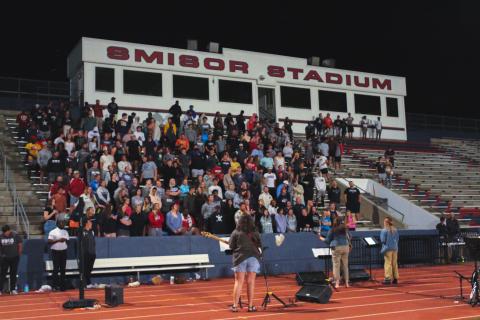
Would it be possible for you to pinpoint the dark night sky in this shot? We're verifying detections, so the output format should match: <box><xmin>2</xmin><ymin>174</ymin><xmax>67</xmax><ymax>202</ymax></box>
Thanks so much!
<box><xmin>1</xmin><ymin>1</ymin><xmax>478</xmax><ymax>117</ymax></box>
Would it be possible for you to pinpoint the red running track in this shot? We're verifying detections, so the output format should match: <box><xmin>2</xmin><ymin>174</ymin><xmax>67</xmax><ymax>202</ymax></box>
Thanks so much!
<box><xmin>0</xmin><ymin>264</ymin><xmax>479</xmax><ymax>320</ymax></box>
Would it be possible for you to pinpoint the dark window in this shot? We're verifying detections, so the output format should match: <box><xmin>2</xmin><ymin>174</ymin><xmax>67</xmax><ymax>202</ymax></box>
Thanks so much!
<box><xmin>386</xmin><ymin>97</ymin><xmax>399</xmax><ymax>117</ymax></box>
<box><xmin>173</xmin><ymin>75</ymin><xmax>209</xmax><ymax>100</ymax></box>
<box><xmin>280</xmin><ymin>86</ymin><xmax>311</xmax><ymax>109</ymax></box>
<box><xmin>219</xmin><ymin>80</ymin><xmax>253</xmax><ymax>104</ymax></box>
<box><xmin>95</xmin><ymin>67</ymin><xmax>114</xmax><ymax>92</ymax></box>
<box><xmin>318</xmin><ymin>90</ymin><xmax>347</xmax><ymax>112</ymax></box>
<box><xmin>123</xmin><ymin>70</ymin><xmax>162</xmax><ymax>96</ymax></box>
<box><xmin>354</xmin><ymin>94</ymin><xmax>381</xmax><ymax>115</ymax></box>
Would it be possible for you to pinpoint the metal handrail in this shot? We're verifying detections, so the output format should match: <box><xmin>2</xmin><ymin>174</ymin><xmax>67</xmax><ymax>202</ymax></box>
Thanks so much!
<box><xmin>0</xmin><ymin>143</ymin><xmax>30</xmax><ymax>238</ymax></box>
<box><xmin>336</xmin><ymin>177</ymin><xmax>406</xmax><ymax>223</ymax></box>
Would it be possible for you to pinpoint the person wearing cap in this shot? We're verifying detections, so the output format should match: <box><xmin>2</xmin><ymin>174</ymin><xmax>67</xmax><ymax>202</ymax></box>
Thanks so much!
<box><xmin>0</xmin><ymin>225</ymin><xmax>23</xmax><ymax>295</ymax></box>
<box><xmin>166</xmin><ymin>202</ymin><xmax>185</xmax><ymax>235</ymax></box>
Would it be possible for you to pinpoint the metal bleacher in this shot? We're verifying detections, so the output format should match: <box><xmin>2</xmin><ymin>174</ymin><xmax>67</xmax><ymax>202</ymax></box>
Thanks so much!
<box><xmin>341</xmin><ymin>140</ymin><xmax>480</xmax><ymax>228</ymax></box>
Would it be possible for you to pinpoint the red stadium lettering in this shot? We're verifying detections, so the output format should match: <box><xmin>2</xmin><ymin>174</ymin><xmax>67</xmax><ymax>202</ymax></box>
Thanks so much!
<box><xmin>204</xmin><ymin>58</ymin><xmax>225</xmax><ymax>71</ymax></box>
<box><xmin>287</xmin><ymin>68</ymin><xmax>303</xmax><ymax>79</ymax></box>
<box><xmin>303</xmin><ymin>70</ymin><xmax>324</xmax><ymax>82</ymax></box>
<box><xmin>179</xmin><ymin>55</ymin><xmax>199</xmax><ymax>68</ymax></box>
<box><xmin>325</xmin><ymin>72</ymin><xmax>343</xmax><ymax>84</ymax></box>
<box><xmin>134</xmin><ymin>49</ymin><xmax>163</xmax><ymax>64</ymax></box>
<box><xmin>107</xmin><ymin>46</ymin><xmax>129</xmax><ymax>60</ymax></box>
<box><xmin>267</xmin><ymin>65</ymin><xmax>285</xmax><ymax>78</ymax></box>
<box><xmin>354</xmin><ymin>75</ymin><xmax>370</xmax><ymax>87</ymax></box>
<box><xmin>229</xmin><ymin>60</ymin><xmax>249</xmax><ymax>74</ymax></box>
<box><xmin>345</xmin><ymin>74</ymin><xmax>352</xmax><ymax>86</ymax></box>
<box><xmin>167</xmin><ymin>53</ymin><xmax>175</xmax><ymax>66</ymax></box>
<box><xmin>372</xmin><ymin>78</ymin><xmax>392</xmax><ymax>90</ymax></box>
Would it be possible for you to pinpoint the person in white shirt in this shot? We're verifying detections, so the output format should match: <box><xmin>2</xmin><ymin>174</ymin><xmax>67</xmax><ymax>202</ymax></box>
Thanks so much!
<box><xmin>48</xmin><ymin>217</ymin><xmax>69</xmax><ymax>291</ymax></box>
<box><xmin>282</xmin><ymin>142</ymin><xmax>293</xmax><ymax>162</ymax></box>
<box><xmin>368</xmin><ymin>118</ymin><xmax>375</xmax><ymax>139</ymax></box>
<box><xmin>314</xmin><ymin>174</ymin><xmax>327</xmax><ymax>207</ymax></box>
<box><xmin>117</xmin><ymin>155</ymin><xmax>131</xmax><ymax>177</ymax></box>
<box><xmin>99</xmin><ymin>149</ymin><xmax>115</xmax><ymax>179</ymax></box>
<box><xmin>133</xmin><ymin>126</ymin><xmax>146</xmax><ymax>146</ymax></box>
<box><xmin>314</xmin><ymin>154</ymin><xmax>329</xmax><ymax>179</ymax></box>
<box><xmin>273</xmin><ymin>151</ymin><xmax>285</xmax><ymax>172</ymax></box>
<box><xmin>263</xmin><ymin>168</ymin><xmax>277</xmax><ymax>195</ymax></box>
<box><xmin>374</xmin><ymin>117</ymin><xmax>382</xmax><ymax>141</ymax></box>
<box><xmin>259</xmin><ymin>186</ymin><xmax>273</xmax><ymax>209</ymax></box>
<box><xmin>208</xmin><ymin>178</ymin><xmax>223</xmax><ymax>199</ymax></box>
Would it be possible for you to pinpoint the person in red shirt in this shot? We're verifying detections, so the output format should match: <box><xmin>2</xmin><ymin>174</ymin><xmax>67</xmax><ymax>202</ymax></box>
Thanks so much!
<box><xmin>69</xmin><ymin>170</ymin><xmax>86</xmax><ymax>206</ymax></box>
<box><xmin>247</xmin><ymin>113</ymin><xmax>257</xmax><ymax>132</ymax></box>
<box><xmin>52</xmin><ymin>186</ymin><xmax>68</xmax><ymax>213</ymax></box>
<box><xmin>93</xmin><ymin>99</ymin><xmax>104</xmax><ymax>131</ymax></box>
<box><xmin>16</xmin><ymin>110</ymin><xmax>30</xmax><ymax>138</ymax></box>
<box><xmin>323</xmin><ymin>113</ymin><xmax>333</xmax><ymax>136</ymax></box>
<box><xmin>148</xmin><ymin>203</ymin><xmax>164</xmax><ymax>236</ymax></box>
<box><xmin>181</xmin><ymin>209</ymin><xmax>199</xmax><ymax>235</ymax></box>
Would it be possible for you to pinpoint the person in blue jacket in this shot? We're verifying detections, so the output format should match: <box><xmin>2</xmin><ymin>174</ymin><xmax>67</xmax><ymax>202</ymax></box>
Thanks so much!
<box><xmin>380</xmin><ymin>217</ymin><xmax>399</xmax><ymax>285</ymax></box>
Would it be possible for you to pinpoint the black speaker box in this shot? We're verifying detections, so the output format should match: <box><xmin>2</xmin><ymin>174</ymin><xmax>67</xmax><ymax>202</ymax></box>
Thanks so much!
<box><xmin>349</xmin><ymin>269</ymin><xmax>370</xmax><ymax>282</ymax></box>
<box><xmin>295</xmin><ymin>284</ymin><xmax>332</xmax><ymax>304</ymax></box>
<box><xmin>296</xmin><ymin>271</ymin><xmax>327</xmax><ymax>285</ymax></box>
<box><xmin>105</xmin><ymin>285</ymin><xmax>124</xmax><ymax>306</ymax></box>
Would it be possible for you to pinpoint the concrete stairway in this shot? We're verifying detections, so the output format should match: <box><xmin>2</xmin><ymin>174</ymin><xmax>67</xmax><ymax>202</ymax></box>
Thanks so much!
<box><xmin>0</xmin><ymin>109</ymin><xmax>45</xmax><ymax>236</ymax></box>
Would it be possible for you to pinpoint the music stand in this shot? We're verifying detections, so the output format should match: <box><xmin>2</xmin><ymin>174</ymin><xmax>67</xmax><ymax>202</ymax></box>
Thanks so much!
<box><xmin>312</xmin><ymin>248</ymin><xmax>332</xmax><ymax>279</ymax></box>
<box><xmin>362</xmin><ymin>237</ymin><xmax>380</xmax><ymax>281</ymax></box>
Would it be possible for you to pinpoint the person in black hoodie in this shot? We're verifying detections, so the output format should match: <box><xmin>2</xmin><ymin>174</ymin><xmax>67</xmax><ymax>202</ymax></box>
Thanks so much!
<box><xmin>236</xmin><ymin>111</ymin><xmax>245</xmax><ymax>133</ymax></box>
<box><xmin>208</xmin><ymin>201</ymin><xmax>231</xmax><ymax>235</ymax></box>
<box><xmin>169</xmin><ymin>101</ymin><xmax>182</xmax><ymax>128</ymax></box>
<box><xmin>436</xmin><ymin>216</ymin><xmax>449</xmax><ymax>263</ymax></box>
<box><xmin>297</xmin><ymin>207</ymin><xmax>314</xmax><ymax>232</ymax></box>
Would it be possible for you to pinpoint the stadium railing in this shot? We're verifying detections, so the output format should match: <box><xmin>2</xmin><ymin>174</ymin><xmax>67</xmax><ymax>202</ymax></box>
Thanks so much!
<box><xmin>0</xmin><ymin>143</ymin><xmax>30</xmax><ymax>238</ymax></box>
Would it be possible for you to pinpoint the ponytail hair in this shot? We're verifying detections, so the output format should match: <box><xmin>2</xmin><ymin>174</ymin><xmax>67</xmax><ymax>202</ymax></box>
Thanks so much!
<box><xmin>385</xmin><ymin>217</ymin><xmax>396</xmax><ymax>233</ymax></box>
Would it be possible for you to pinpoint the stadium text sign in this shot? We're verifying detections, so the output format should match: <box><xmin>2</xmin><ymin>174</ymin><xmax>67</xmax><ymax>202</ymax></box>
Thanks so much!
<box><xmin>107</xmin><ymin>46</ymin><xmax>392</xmax><ymax>91</ymax></box>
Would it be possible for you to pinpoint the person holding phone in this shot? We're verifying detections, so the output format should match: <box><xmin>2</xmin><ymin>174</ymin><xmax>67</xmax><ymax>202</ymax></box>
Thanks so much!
<box><xmin>48</xmin><ymin>216</ymin><xmax>69</xmax><ymax>291</ymax></box>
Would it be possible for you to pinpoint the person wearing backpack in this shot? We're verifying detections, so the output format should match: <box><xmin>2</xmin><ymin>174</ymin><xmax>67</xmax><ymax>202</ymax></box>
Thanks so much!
<box><xmin>380</xmin><ymin>217</ymin><xmax>399</xmax><ymax>285</ymax></box>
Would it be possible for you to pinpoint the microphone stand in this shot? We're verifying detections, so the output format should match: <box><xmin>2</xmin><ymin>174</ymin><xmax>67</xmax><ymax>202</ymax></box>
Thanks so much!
<box><xmin>260</xmin><ymin>246</ymin><xmax>291</xmax><ymax>310</ymax></box>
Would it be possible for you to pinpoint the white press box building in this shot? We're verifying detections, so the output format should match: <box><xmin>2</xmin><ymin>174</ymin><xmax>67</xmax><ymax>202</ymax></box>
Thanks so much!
<box><xmin>68</xmin><ymin>37</ymin><xmax>407</xmax><ymax>140</ymax></box>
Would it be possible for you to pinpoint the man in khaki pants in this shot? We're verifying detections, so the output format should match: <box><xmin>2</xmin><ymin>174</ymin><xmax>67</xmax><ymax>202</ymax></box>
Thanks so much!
<box><xmin>380</xmin><ymin>217</ymin><xmax>399</xmax><ymax>285</ymax></box>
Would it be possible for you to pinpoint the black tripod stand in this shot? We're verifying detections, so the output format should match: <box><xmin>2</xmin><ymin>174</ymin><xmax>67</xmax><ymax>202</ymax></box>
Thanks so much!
<box><xmin>260</xmin><ymin>247</ymin><xmax>291</xmax><ymax>310</ymax></box>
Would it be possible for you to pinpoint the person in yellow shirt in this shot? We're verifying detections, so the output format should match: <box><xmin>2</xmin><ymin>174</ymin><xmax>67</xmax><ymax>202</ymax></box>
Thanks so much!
<box><xmin>25</xmin><ymin>137</ymin><xmax>43</xmax><ymax>163</ymax></box>
<box><xmin>230</xmin><ymin>156</ymin><xmax>241</xmax><ymax>173</ymax></box>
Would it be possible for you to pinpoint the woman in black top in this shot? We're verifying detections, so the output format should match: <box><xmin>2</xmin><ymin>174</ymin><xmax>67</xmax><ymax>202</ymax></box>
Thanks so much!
<box><xmin>228</xmin><ymin>214</ymin><xmax>262</xmax><ymax>312</ymax></box>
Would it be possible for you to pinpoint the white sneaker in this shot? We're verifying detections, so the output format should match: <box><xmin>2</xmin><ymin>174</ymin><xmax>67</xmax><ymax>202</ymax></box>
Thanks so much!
<box><xmin>10</xmin><ymin>290</ymin><xmax>18</xmax><ymax>295</ymax></box>
<box><xmin>86</xmin><ymin>284</ymin><xmax>95</xmax><ymax>289</ymax></box>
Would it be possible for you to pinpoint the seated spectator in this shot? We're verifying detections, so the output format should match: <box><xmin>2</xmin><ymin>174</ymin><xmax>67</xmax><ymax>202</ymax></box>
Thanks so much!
<box><xmin>259</xmin><ymin>208</ymin><xmax>275</xmax><ymax>234</ymax></box>
<box><xmin>148</xmin><ymin>203</ymin><xmax>164</xmax><ymax>236</ymax></box>
<box><xmin>275</xmin><ymin>207</ymin><xmax>287</xmax><ymax>233</ymax></box>
<box><xmin>297</xmin><ymin>208</ymin><xmax>313</xmax><ymax>232</ymax></box>
<box><xmin>130</xmin><ymin>204</ymin><xmax>147</xmax><ymax>236</ymax></box>
<box><xmin>181</xmin><ymin>209</ymin><xmax>200</xmax><ymax>235</ymax></box>
<box><xmin>166</xmin><ymin>202</ymin><xmax>184</xmax><ymax>235</ymax></box>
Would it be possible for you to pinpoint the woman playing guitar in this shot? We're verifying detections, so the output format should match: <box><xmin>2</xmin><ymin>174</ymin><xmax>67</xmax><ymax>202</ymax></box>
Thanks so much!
<box><xmin>228</xmin><ymin>214</ymin><xmax>262</xmax><ymax>312</ymax></box>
